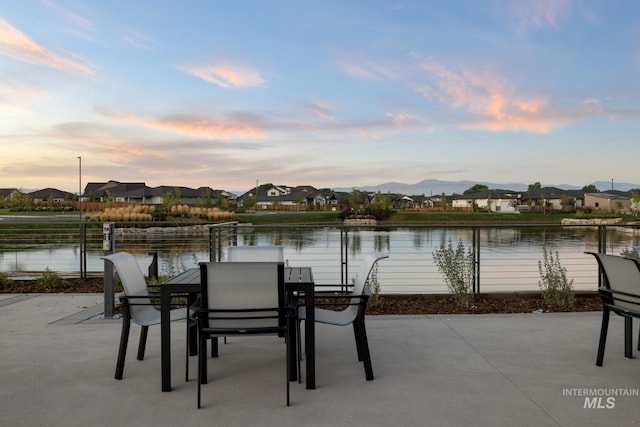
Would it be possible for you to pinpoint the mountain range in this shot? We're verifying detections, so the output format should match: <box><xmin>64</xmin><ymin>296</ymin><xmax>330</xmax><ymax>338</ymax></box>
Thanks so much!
<box><xmin>333</xmin><ymin>179</ymin><xmax>640</xmax><ymax>196</ymax></box>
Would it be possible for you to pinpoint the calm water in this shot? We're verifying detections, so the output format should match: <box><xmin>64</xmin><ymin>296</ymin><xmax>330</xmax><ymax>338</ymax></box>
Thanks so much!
<box><xmin>2</xmin><ymin>226</ymin><xmax>639</xmax><ymax>294</ymax></box>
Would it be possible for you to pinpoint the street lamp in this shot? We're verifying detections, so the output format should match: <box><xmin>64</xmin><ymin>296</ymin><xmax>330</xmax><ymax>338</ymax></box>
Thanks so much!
<box><xmin>78</xmin><ymin>156</ymin><xmax>82</xmax><ymax>222</ymax></box>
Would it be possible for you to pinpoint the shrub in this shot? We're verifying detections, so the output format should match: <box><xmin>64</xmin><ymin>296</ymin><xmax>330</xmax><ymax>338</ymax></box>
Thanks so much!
<box><xmin>0</xmin><ymin>272</ymin><xmax>12</xmax><ymax>290</ymax></box>
<box><xmin>538</xmin><ymin>248</ymin><xmax>574</xmax><ymax>309</ymax></box>
<box><xmin>433</xmin><ymin>239</ymin><xmax>474</xmax><ymax>307</ymax></box>
<box><xmin>37</xmin><ymin>268</ymin><xmax>70</xmax><ymax>291</ymax></box>
<box><xmin>621</xmin><ymin>247</ymin><xmax>640</xmax><ymax>261</ymax></box>
<box><xmin>365</xmin><ymin>263</ymin><xmax>381</xmax><ymax>307</ymax></box>
<box><xmin>363</xmin><ymin>207</ymin><xmax>393</xmax><ymax>221</ymax></box>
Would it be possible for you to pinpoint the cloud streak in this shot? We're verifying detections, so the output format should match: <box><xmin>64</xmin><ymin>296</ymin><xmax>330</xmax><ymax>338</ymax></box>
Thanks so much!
<box><xmin>180</xmin><ymin>62</ymin><xmax>266</xmax><ymax>88</ymax></box>
<box><xmin>0</xmin><ymin>18</ymin><xmax>95</xmax><ymax>75</ymax></box>
<box><xmin>95</xmin><ymin>106</ymin><xmax>266</xmax><ymax>139</ymax></box>
<box><xmin>506</xmin><ymin>0</ymin><xmax>572</xmax><ymax>33</ymax></box>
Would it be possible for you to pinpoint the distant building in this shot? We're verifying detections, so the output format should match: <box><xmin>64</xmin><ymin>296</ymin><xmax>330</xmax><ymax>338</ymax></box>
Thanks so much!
<box><xmin>584</xmin><ymin>192</ymin><xmax>631</xmax><ymax>212</ymax></box>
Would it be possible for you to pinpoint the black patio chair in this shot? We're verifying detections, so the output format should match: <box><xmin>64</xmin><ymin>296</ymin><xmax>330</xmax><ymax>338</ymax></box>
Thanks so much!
<box><xmin>297</xmin><ymin>251</ymin><xmax>388</xmax><ymax>381</ymax></box>
<box><xmin>585</xmin><ymin>251</ymin><xmax>640</xmax><ymax>366</ymax></box>
<box><xmin>195</xmin><ymin>261</ymin><xmax>294</xmax><ymax>408</ymax></box>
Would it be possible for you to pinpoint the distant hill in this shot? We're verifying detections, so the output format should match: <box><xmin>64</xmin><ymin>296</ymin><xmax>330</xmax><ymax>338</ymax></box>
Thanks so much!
<box><xmin>334</xmin><ymin>179</ymin><xmax>640</xmax><ymax>196</ymax></box>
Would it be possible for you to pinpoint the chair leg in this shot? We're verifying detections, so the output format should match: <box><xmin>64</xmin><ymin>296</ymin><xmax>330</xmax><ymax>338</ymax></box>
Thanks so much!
<box><xmin>186</xmin><ymin>320</ymin><xmax>191</xmax><ymax>382</ymax></box>
<box><xmin>211</xmin><ymin>337</ymin><xmax>219</xmax><ymax>358</ymax></box>
<box><xmin>286</xmin><ymin>321</ymin><xmax>291</xmax><ymax>406</ymax></box>
<box><xmin>354</xmin><ymin>315</ymin><xmax>374</xmax><ymax>381</ymax></box>
<box><xmin>296</xmin><ymin>319</ymin><xmax>302</xmax><ymax>383</ymax></box>
<box><xmin>624</xmin><ymin>316</ymin><xmax>633</xmax><ymax>359</ymax></box>
<box><xmin>596</xmin><ymin>307</ymin><xmax>610</xmax><ymax>366</ymax></box>
<box><xmin>115</xmin><ymin>308</ymin><xmax>131</xmax><ymax>380</ymax></box>
<box><xmin>137</xmin><ymin>326</ymin><xmax>148</xmax><ymax>360</ymax></box>
<box><xmin>197</xmin><ymin>332</ymin><xmax>207</xmax><ymax>408</ymax></box>
<box><xmin>353</xmin><ymin>320</ymin><xmax>364</xmax><ymax>362</ymax></box>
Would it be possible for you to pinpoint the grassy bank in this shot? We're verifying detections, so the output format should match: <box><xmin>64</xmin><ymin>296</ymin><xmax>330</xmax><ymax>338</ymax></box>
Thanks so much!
<box><xmin>233</xmin><ymin>210</ymin><xmax>583</xmax><ymax>225</ymax></box>
<box><xmin>2</xmin><ymin>208</ymin><xmax>632</xmax><ymax>226</ymax></box>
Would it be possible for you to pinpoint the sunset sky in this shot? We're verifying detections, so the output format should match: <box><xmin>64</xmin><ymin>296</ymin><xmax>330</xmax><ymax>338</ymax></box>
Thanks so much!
<box><xmin>1</xmin><ymin>0</ymin><xmax>639</xmax><ymax>193</ymax></box>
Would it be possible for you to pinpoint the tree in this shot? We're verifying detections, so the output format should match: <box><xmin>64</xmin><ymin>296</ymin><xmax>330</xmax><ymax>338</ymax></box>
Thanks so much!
<box><xmin>215</xmin><ymin>192</ymin><xmax>227</xmax><ymax>209</ymax></box>
<box><xmin>162</xmin><ymin>191</ymin><xmax>176</xmax><ymax>211</ymax></box>
<box><xmin>631</xmin><ymin>191</ymin><xmax>640</xmax><ymax>218</ymax></box>
<box><xmin>373</xmin><ymin>191</ymin><xmax>391</xmax><ymax>209</ymax></box>
<box><xmin>582</xmin><ymin>184</ymin><xmax>599</xmax><ymax>193</ymax></box>
<box><xmin>560</xmin><ymin>194</ymin><xmax>575</xmax><ymax>212</ymax></box>
<box><xmin>242</xmin><ymin>195</ymin><xmax>256</xmax><ymax>210</ymax></box>
<box><xmin>463</xmin><ymin>184</ymin><xmax>488</xmax><ymax>195</ymax></box>
<box><xmin>439</xmin><ymin>192</ymin><xmax>447</xmax><ymax>209</ymax></box>
<box><xmin>7</xmin><ymin>190</ymin><xmax>31</xmax><ymax>211</ymax></box>
<box><xmin>196</xmin><ymin>188</ymin><xmax>212</xmax><ymax>207</ymax></box>
<box><xmin>349</xmin><ymin>189</ymin><xmax>363</xmax><ymax>210</ymax></box>
<box><xmin>528</xmin><ymin>182</ymin><xmax>541</xmax><ymax>191</ymax></box>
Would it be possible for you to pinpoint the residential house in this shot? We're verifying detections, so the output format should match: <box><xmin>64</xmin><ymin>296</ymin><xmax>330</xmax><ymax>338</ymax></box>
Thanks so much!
<box><xmin>239</xmin><ymin>184</ymin><xmax>321</xmax><ymax>210</ymax></box>
<box><xmin>451</xmin><ymin>189</ymin><xmax>520</xmax><ymax>212</ymax></box>
<box><xmin>28</xmin><ymin>188</ymin><xmax>75</xmax><ymax>204</ymax></box>
<box><xmin>521</xmin><ymin>187</ymin><xmax>583</xmax><ymax>212</ymax></box>
<box><xmin>82</xmin><ymin>181</ymin><xmax>233</xmax><ymax>206</ymax></box>
<box><xmin>584</xmin><ymin>192</ymin><xmax>631</xmax><ymax>212</ymax></box>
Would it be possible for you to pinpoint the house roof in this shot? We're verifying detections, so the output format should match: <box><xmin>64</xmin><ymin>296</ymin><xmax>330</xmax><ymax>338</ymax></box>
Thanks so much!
<box><xmin>451</xmin><ymin>189</ymin><xmax>520</xmax><ymax>200</ymax></box>
<box><xmin>586</xmin><ymin>192</ymin><xmax>630</xmax><ymax>201</ymax></box>
<box><xmin>521</xmin><ymin>187</ymin><xmax>580</xmax><ymax>200</ymax></box>
<box><xmin>0</xmin><ymin>188</ymin><xmax>18</xmax><ymax>197</ymax></box>
<box><xmin>28</xmin><ymin>188</ymin><xmax>75</xmax><ymax>199</ymax></box>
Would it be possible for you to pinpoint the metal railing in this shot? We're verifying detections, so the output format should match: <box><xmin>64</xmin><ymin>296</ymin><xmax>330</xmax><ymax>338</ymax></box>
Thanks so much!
<box><xmin>2</xmin><ymin>220</ymin><xmax>639</xmax><ymax>294</ymax></box>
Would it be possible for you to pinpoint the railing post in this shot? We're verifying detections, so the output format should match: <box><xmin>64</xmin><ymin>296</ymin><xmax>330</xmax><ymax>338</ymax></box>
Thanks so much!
<box><xmin>472</xmin><ymin>227</ymin><xmax>481</xmax><ymax>295</ymax></box>
<box><xmin>102</xmin><ymin>222</ymin><xmax>116</xmax><ymax>318</ymax></box>
<box><xmin>597</xmin><ymin>225</ymin><xmax>607</xmax><ymax>254</ymax></box>
<box><xmin>209</xmin><ymin>226</ymin><xmax>216</xmax><ymax>261</ymax></box>
<box><xmin>79</xmin><ymin>223</ymin><xmax>87</xmax><ymax>279</ymax></box>
<box><xmin>340</xmin><ymin>227</ymin><xmax>349</xmax><ymax>291</ymax></box>
<box><xmin>208</xmin><ymin>221</ymin><xmax>239</xmax><ymax>262</ymax></box>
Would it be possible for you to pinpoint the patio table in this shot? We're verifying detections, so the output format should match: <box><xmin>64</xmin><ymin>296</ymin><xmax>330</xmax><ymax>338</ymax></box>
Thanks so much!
<box><xmin>160</xmin><ymin>266</ymin><xmax>315</xmax><ymax>392</ymax></box>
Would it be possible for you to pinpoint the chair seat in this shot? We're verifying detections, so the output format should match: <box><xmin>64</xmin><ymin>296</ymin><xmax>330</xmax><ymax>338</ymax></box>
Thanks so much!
<box><xmin>298</xmin><ymin>306</ymin><xmax>354</xmax><ymax>326</ymax></box>
<box><xmin>133</xmin><ymin>306</ymin><xmax>187</xmax><ymax>326</ymax></box>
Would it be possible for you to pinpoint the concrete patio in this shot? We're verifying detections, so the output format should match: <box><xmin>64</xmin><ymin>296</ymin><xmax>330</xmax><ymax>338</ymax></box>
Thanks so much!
<box><xmin>1</xmin><ymin>293</ymin><xmax>639</xmax><ymax>427</ymax></box>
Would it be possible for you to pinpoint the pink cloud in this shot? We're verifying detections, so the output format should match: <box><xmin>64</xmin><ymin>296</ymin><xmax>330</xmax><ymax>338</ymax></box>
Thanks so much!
<box><xmin>96</xmin><ymin>106</ymin><xmax>264</xmax><ymax>139</ymax></box>
<box><xmin>415</xmin><ymin>60</ymin><xmax>560</xmax><ymax>133</ymax></box>
<box><xmin>0</xmin><ymin>19</ymin><xmax>95</xmax><ymax>75</ymax></box>
<box><xmin>180</xmin><ymin>62</ymin><xmax>266</xmax><ymax>88</ymax></box>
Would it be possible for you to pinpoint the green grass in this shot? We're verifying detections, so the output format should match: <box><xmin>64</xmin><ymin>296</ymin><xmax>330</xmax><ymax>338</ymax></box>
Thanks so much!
<box><xmin>387</xmin><ymin>211</ymin><xmax>576</xmax><ymax>223</ymax></box>
<box><xmin>235</xmin><ymin>210</ymin><xmax>582</xmax><ymax>225</ymax></box>
<box><xmin>0</xmin><ymin>208</ymin><xmax>79</xmax><ymax>217</ymax></box>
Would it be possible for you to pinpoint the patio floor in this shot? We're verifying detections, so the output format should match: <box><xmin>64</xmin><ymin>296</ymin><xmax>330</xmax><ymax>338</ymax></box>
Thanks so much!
<box><xmin>1</xmin><ymin>293</ymin><xmax>639</xmax><ymax>427</ymax></box>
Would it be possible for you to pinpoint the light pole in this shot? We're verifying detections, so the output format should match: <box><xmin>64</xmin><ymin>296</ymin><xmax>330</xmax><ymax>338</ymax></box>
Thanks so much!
<box><xmin>78</xmin><ymin>156</ymin><xmax>85</xmax><ymax>279</ymax></box>
<box><xmin>78</xmin><ymin>156</ymin><xmax>82</xmax><ymax>222</ymax></box>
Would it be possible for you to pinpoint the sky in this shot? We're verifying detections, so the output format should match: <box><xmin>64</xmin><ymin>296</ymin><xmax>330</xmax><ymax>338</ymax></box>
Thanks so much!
<box><xmin>1</xmin><ymin>0</ymin><xmax>639</xmax><ymax>194</ymax></box>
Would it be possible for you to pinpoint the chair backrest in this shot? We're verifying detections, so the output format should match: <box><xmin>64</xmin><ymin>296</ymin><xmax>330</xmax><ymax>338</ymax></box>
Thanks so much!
<box><xmin>585</xmin><ymin>252</ymin><xmax>640</xmax><ymax>312</ymax></box>
<box><xmin>199</xmin><ymin>261</ymin><xmax>285</xmax><ymax>330</ymax></box>
<box><xmin>227</xmin><ymin>245</ymin><xmax>284</xmax><ymax>262</ymax></box>
<box><xmin>344</xmin><ymin>251</ymin><xmax>389</xmax><ymax>320</ymax></box>
<box><xmin>102</xmin><ymin>252</ymin><xmax>154</xmax><ymax>323</ymax></box>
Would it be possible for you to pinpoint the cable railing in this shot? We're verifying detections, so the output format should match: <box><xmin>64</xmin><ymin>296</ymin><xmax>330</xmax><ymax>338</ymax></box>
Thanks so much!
<box><xmin>1</xmin><ymin>221</ymin><xmax>639</xmax><ymax>294</ymax></box>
